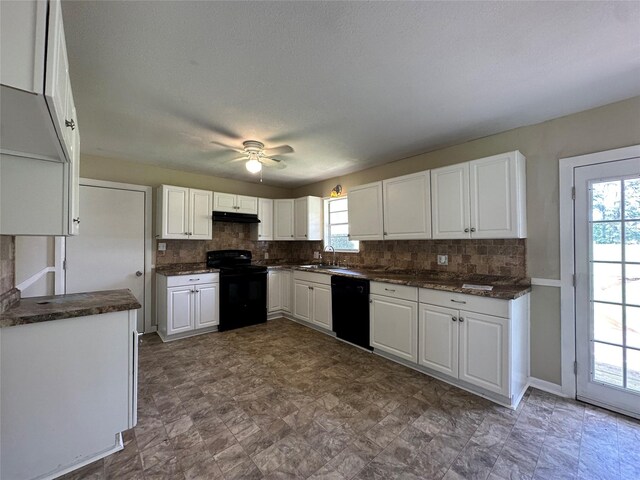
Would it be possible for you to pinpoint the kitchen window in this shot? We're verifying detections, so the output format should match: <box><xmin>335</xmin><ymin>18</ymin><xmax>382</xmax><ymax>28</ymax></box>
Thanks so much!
<box><xmin>324</xmin><ymin>197</ymin><xmax>359</xmax><ymax>252</ymax></box>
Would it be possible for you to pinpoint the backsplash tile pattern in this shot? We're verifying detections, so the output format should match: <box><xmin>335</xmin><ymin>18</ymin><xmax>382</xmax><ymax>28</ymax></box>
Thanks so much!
<box><xmin>157</xmin><ymin>223</ymin><xmax>526</xmax><ymax>277</ymax></box>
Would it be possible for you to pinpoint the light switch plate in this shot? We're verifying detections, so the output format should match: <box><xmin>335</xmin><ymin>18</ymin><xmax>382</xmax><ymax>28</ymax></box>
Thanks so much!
<box><xmin>437</xmin><ymin>254</ymin><xmax>448</xmax><ymax>265</ymax></box>
<box><xmin>264</xmin><ymin>252</ymin><xmax>269</xmax><ymax>259</ymax></box>
<box><xmin>158</xmin><ymin>242</ymin><xmax>166</xmax><ymax>251</ymax></box>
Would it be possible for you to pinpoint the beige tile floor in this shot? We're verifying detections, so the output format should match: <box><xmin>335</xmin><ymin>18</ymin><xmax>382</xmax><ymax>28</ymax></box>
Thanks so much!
<box><xmin>62</xmin><ymin>318</ymin><xmax>640</xmax><ymax>480</ymax></box>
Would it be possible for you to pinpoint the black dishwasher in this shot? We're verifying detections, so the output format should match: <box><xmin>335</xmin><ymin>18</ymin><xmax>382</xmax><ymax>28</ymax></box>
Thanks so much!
<box><xmin>331</xmin><ymin>276</ymin><xmax>372</xmax><ymax>350</ymax></box>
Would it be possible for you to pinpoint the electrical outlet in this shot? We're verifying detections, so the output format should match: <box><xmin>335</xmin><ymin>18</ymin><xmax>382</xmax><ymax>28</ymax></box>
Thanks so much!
<box><xmin>158</xmin><ymin>242</ymin><xmax>167</xmax><ymax>251</ymax></box>
<box><xmin>313</xmin><ymin>251</ymin><xmax>320</xmax><ymax>259</ymax></box>
<box><xmin>264</xmin><ymin>252</ymin><xmax>269</xmax><ymax>260</ymax></box>
<box><xmin>437</xmin><ymin>255</ymin><xmax>448</xmax><ymax>265</ymax></box>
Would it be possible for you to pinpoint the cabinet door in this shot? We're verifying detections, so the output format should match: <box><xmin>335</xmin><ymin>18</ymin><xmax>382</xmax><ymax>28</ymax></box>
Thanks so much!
<box><xmin>281</xmin><ymin>270</ymin><xmax>292</xmax><ymax>312</ymax></box>
<box><xmin>311</xmin><ymin>284</ymin><xmax>332</xmax><ymax>330</ymax></box>
<box><xmin>256</xmin><ymin>198</ymin><xmax>273</xmax><ymax>241</ymax></box>
<box><xmin>348</xmin><ymin>182</ymin><xmax>383</xmax><ymax>241</ymax></box>
<box><xmin>469</xmin><ymin>152</ymin><xmax>524</xmax><ymax>238</ymax></box>
<box><xmin>195</xmin><ymin>283</ymin><xmax>218</xmax><ymax>328</ymax></box>
<box><xmin>383</xmin><ymin>171</ymin><xmax>431</xmax><ymax>240</ymax></box>
<box><xmin>458</xmin><ymin>310</ymin><xmax>509</xmax><ymax>396</ymax></box>
<box><xmin>274</xmin><ymin>199</ymin><xmax>295</xmax><ymax>240</ymax></box>
<box><xmin>268</xmin><ymin>271</ymin><xmax>282</xmax><ymax>312</ymax></box>
<box><xmin>189</xmin><ymin>189</ymin><xmax>213</xmax><ymax>240</ymax></box>
<box><xmin>166</xmin><ymin>287</ymin><xmax>194</xmax><ymax>335</ymax></box>
<box><xmin>370</xmin><ymin>294</ymin><xmax>418</xmax><ymax>362</ymax></box>
<box><xmin>293</xmin><ymin>281</ymin><xmax>312</xmax><ymax>321</ymax></box>
<box><xmin>294</xmin><ymin>197</ymin><xmax>308</xmax><ymax>239</ymax></box>
<box><xmin>236</xmin><ymin>195</ymin><xmax>258</xmax><ymax>214</ymax></box>
<box><xmin>431</xmin><ymin>163</ymin><xmax>470</xmax><ymax>239</ymax></box>
<box><xmin>213</xmin><ymin>192</ymin><xmax>237</xmax><ymax>212</ymax></box>
<box><xmin>67</xmin><ymin>109</ymin><xmax>80</xmax><ymax>235</ymax></box>
<box><xmin>160</xmin><ymin>185</ymin><xmax>189</xmax><ymax>239</ymax></box>
<box><xmin>419</xmin><ymin>303</ymin><xmax>458</xmax><ymax>377</ymax></box>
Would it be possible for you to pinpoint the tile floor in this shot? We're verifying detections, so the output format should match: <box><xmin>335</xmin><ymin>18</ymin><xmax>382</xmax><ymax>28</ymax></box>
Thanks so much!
<box><xmin>62</xmin><ymin>318</ymin><xmax>639</xmax><ymax>480</ymax></box>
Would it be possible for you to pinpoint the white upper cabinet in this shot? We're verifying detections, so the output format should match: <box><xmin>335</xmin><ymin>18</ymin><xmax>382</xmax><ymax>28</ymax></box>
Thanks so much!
<box><xmin>274</xmin><ymin>199</ymin><xmax>295</xmax><ymax>240</ymax></box>
<box><xmin>213</xmin><ymin>192</ymin><xmax>258</xmax><ymax>214</ymax></box>
<box><xmin>157</xmin><ymin>185</ymin><xmax>212</xmax><ymax>240</ymax></box>
<box><xmin>254</xmin><ymin>198</ymin><xmax>273</xmax><ymax>241</ymax></box>
<box><xmin>294</xmin><ymin>196</ymin><xmax>323</xmax><ymax>240</ymax></box>
<box><xmin>1</xmin><ymin>0</ymin><xmax>78</xmax><ymax>164</ymax></box>
<box><xmin>432</xmin><ymin>151</ymin><xmax>526</xmax><ymax>239</ymax></box>
<box><xmin>348</xmin><ymin>181</ymin><xmax>384</xmax><ymax>241</ymax></box>
<box><xmin>383</xmin><ymin>171</ymin><xmax>431</xmax><ymax>240</ymax></box>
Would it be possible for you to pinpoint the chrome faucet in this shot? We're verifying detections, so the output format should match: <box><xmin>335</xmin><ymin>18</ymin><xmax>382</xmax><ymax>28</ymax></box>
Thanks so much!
<box><xmin>324</xmin><ymin>245</ymin><xmax>336</xmax><ymax>265</ymax></box>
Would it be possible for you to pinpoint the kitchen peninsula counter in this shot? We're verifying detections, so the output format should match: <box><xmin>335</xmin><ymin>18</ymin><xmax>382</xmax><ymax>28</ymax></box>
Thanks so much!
<box><xmin>0</xmin><ymin>289</ymin><xmax>141</xmax><ymax>328</ymax></box>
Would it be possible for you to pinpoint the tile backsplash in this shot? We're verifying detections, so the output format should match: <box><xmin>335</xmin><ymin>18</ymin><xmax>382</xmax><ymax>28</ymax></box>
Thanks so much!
<box><xmin>157</xmin><ymin>223</ymin><xmax>526</xmax><ymax>278</ymax></box>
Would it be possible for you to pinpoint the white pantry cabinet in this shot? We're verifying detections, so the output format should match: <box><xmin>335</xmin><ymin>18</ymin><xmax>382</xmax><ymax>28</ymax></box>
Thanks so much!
<box><xmin>156</xmin><ymin>185</ymin><xmax>213</xmax><ymax>240</ymax></box>
<box><xmin>213</xmin><ymin>192</ymin><xmax>258</xmax><ymax>214</ymax></box>
<box><xmin>418</xmin><ymin>288</ymin><xmax>529</xmax><ymax>405</ymax></box>
<box><xmin>348</xmin><ymin>181</ymin><xmax>384</xmax><ymax>241</ymax></box>
<box><xmin>294</xmin><ymin>196</ymin><xmax>323</xmax><ymax>240</ymax></box>
<box><xmin>253</xmin><ymin>198</ymin><xmax>274</xmax><ymax>241</ymax></box>
<box><xmin>156</xmin><ymin>273</ymin><xmax>219</xmax><ymax>341</ymax></box>
<box><xmin>431</xmin><ymin>151</ymin><xmax>526</xmax><ymax>239</ymax></box>
<box><xmin>274</xmin><ymin>199</ymin><xmax>295</xmax><ymax>240</ymax></box>
<box><xmin>268</xmin><ymin>269</ymin><xmax>292</xmax><ymax>314</ymax></box>
<box><xmin>293</xmin><ymin>271</ymin><xmax>332</xmax><ymax>330</ymax></box>
<box><xmin>369</xmin><ymin>282</ymin><xmax>418</xmax><ymax>362</ymax></box>
<box><xmin>382</xmin><ymin>171</ymin><xmax>431</xmax><ymax>240</ymax></box>
<box><xmin>1</xmin><ymin>0</ymin><xmax>79</xmax><ymax>165</ymax></box>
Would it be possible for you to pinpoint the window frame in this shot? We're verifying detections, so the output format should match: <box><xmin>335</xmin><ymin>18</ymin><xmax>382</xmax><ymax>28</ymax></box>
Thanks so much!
<box><xmin>323</xmin><ymin>196</ymin><xmax>359</xmax><ymax>253</ymax></box>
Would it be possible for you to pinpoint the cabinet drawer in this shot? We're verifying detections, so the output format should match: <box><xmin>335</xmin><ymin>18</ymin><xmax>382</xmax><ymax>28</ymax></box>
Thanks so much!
<box><xmin>166</xmin><ymin>273</ymin><xmax>219</xmax><ymax>287</ymax></box>
<box><xmin>292</xmin><ymin>270</ymin><xmax>331</xmax><ymax>285</ymax></box>
<box><xmin>418</xmin><ymin>288</ymin><xmax>508</xmax><ymax>318</ymax></box>
<box><xmin>370</xmin><ymin>282</ymin><xmax>418</xmax><ymax>302</ymax></box>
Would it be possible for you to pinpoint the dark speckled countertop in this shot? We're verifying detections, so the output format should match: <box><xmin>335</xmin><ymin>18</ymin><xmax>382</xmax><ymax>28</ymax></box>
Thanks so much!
<box><xmin>0</xmin><ymin>289</ymin><xmax>141</xmax><ymax>328</ymax></box>
<box><xmin>156</xmin><ymin>263</ymin><xmax>220</xmax><ymax>276</ymax></box>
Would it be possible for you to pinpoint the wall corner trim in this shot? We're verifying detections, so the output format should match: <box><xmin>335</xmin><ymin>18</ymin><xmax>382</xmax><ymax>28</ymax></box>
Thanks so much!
<box><xmin>528</xmin><ymin>377</ymin><xmax>569</xmax><ymax>398</ymax></box>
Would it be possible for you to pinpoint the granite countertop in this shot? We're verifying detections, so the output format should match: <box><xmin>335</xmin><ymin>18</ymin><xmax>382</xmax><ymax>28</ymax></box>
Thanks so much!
<box><xmin>0</xmin><ymin>289</ymin><xmax>141</xmax><ymax>328</ymax></box>
<box><xmin>156</xmin><ymin>263</ymin><xmax>220</xmax><ymax>276</ymax></box>
<box><xmin>290</xmin><ymin>265</ymin><xmax>530</xmax><ymax>300</ymax></box>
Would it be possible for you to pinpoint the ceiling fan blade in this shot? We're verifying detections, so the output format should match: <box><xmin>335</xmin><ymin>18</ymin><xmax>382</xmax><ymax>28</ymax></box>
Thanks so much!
<box><xmin>210</xmin><ymin>140</ymin><xmax>244</xmax><ymax>153</ymax></box>
<box><xmin>228</xmin><ymin>156</ymin><xmax>248</xmax><ymax>163</ymax></box>
<box><xmin>261</xmin><ymin>157</ymin><xmax>287</xmax><ymax>169</ymax></box>
<box><xmin>264</xmin><ymin>145</ymin><xmax>294</xmax><ymax>156</ymax></box>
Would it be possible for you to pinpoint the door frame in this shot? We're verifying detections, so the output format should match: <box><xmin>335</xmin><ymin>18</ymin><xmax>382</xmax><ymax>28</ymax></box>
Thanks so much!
<box><xmin>559</xmin><ymin>144</ymin><xmax>640</xmax><ymax>398</ymax></box>
<box><xmin>55</xmin><ymin>178</ymin><xmax>154</xmax><ymax>333</ymax></box>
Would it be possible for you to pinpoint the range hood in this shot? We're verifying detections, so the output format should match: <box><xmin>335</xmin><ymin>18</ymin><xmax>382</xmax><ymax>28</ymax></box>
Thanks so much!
<box><xmin>212</xmin><ymin>211</ymin><xmax>261</xmax><ymax>224</ymax></box>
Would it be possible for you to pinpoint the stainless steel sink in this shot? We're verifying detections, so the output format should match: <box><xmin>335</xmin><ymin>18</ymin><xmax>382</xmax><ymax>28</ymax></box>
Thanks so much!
<box><xmin>299</xmin><ymin>264</ymin><xmax>338</xmax><ymax>270</ymax></box>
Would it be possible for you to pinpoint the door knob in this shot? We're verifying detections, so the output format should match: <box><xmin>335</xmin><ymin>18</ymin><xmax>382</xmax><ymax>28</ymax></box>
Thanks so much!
<box><xmin>136</xmin><ymin>271</ymin><xmax>143</xmax><ymax>277</ymax></box>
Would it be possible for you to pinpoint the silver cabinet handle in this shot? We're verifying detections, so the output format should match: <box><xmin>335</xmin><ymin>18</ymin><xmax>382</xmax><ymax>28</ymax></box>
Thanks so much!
<box><xmin>451</xmin><ymin>316</ymin><xmax>457</xmax><ymax>322</ymax></box>
<box><xmin>464</xmin><ymin>228</ymin><xmax>470</xmax><ymax>233</ymax></box>
<box><xmin>451</xmin><ymin>299</ymin><xmax>466</xmax><ymax>304</ymax></box>
<box><xmin>459</xmin><ymin>317</ymin><xmax>464</xmax><ymax>322</ymax></box>
<box><xmin>65</xmin><ymin>118</ymin><xmax>76</xmax><ymax>130</ymax></box>
<box><xmin>136</xmin><ymin>271</ymin><xmax>143</xmax><ymax>277</ymax></box>
<box><xmin>189</xmin><ymin>278</ymin><xmax>200</xmax><ymax>281</ymax></box>
<box><xmin>470</xmin><ymin>227</ymin><xmax>476</xmax><ymax>232</ymax></box>
<box><xmin>384</xmin><ymin>288</ymin><xmax>396</xmax><ymax>292</ymax></box>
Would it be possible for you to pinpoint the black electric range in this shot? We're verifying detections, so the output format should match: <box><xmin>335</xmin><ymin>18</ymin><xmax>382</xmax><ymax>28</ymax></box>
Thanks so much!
<box><xmin>206</xmin><ymin>250</ymin><xmax>267</xmax><ymax>331</ymax></box>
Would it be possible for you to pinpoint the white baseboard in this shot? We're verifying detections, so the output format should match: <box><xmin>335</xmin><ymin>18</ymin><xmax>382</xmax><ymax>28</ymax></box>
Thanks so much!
<box><xmin>528</xmin><ymin>377</ymin><xmax>569</xmax><ymax>397</ymax></box>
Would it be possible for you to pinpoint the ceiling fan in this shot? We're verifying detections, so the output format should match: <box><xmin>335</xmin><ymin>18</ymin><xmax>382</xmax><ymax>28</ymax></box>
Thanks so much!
<box><xmin>212</xmin><ymin>140</ymin><xmax>294</xmax><ymax>174</ymax></box>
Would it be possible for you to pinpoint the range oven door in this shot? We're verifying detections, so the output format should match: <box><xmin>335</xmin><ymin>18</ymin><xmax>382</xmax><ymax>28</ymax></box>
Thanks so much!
<box><xmin>219</xmin><ymin>271</ymin><xmax>267</xmax><ymax>331</ymax></box>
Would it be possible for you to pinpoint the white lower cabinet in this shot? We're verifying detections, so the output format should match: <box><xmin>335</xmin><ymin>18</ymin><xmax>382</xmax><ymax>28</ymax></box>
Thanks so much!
<box><xmin>293</xmin><ymin>271</ymin><xmax>332</xmax><ymax>330</ymax></box>
<box><xmin>157</xmin><ymin>273</ymin><xmax>219</xmax><ymax>341</ymax></box>
<box><xmin>268</xmin><ymin>269</ymin><xmax>292</xmax><ymax>314</ymax></box>
<box><xmin>369</xmin><ymin>282</ymin><xmax>418</xmax><ymax>362</ymax></box>
<box><xmin>418</xmin><ymin>288</ymin><xmax>529</xmax><ymax>405</ymax></box>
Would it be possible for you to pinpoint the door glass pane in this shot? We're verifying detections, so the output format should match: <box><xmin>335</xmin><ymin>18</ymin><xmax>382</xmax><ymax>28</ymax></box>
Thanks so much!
<box><xmin>592</xmin><ymin>181</ymin><xmax>621</xmax><ymax>221</ymax></box>
<box><xmin>624</xmin><ymin>178</ymin><xmax>640</xmax><ymax>220</ymax></box>
<box><xmin>592</xmin><ymin>262</ymin><xmax>622</xmax><ymax>303</ymax></box>
<box><xmin>627</xmin><ymin>306</ymin><xmax>640</xmax><ymax>348</ymax></box>
<box><xmin>625</xmin><ymin>264</ymin><xmax>640</xmax><ymax>305</ymax></box>
<box><xmin>593</xmin><ymin>303</ymin><xmax>622</xmax><ymax>345</ymax></box>
<box><xmin>626</xmin><ymin>221</ymin><xmax>640</xmax><ymax>263</ymax></box>
<box><xmin>593</xmin><ymin>342</ymin><xmax>623</xmax><ymax>386</ymax></box>
<box><xmin>592</xmin><ymin>223</ymin><xmax>621</xmax><ymax>262</ymax></box>
<box><xmin>627</xmin><ymin>349</ymin><xmax>640</xmax><ymax>392</ymax></box>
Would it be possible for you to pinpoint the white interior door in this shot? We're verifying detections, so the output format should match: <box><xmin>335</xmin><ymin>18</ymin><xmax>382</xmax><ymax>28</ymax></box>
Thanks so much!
<box><xmin>575</xmin><ymin>157</ymin><xmax>640</xmax><ymax>417</ymax></box>
<box><xmin>65</xmin><ymin>185</ymin><xmax>146</xmax><ymax>331</ymax></box>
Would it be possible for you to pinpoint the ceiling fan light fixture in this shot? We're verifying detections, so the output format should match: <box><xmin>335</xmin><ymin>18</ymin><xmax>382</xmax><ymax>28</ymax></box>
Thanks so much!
<box><xmin>246</xmin><ymin>158</ymin><xmax>262</xmax><ymax>173</ymax></box>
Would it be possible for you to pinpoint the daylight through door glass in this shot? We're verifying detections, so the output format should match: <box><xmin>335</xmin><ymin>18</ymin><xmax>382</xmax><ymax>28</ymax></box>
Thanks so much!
<box><xmin>589</xmin><ymin>177</ymin><xmax>640</xmax><ymax>392</ymax></box>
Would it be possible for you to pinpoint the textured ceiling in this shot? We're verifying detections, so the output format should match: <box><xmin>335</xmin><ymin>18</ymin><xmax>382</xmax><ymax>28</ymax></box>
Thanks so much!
<box><xmin>62</xmin><ymin>1</ymin><xmax>640</xmax><ymax>187</ymax></box>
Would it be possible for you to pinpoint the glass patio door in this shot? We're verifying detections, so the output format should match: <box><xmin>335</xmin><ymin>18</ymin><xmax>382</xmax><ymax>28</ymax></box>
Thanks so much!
<box><xmin>575</xmin><ymin>157</ymin><xmax>640</xmax><ymax>417</ymax></box>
